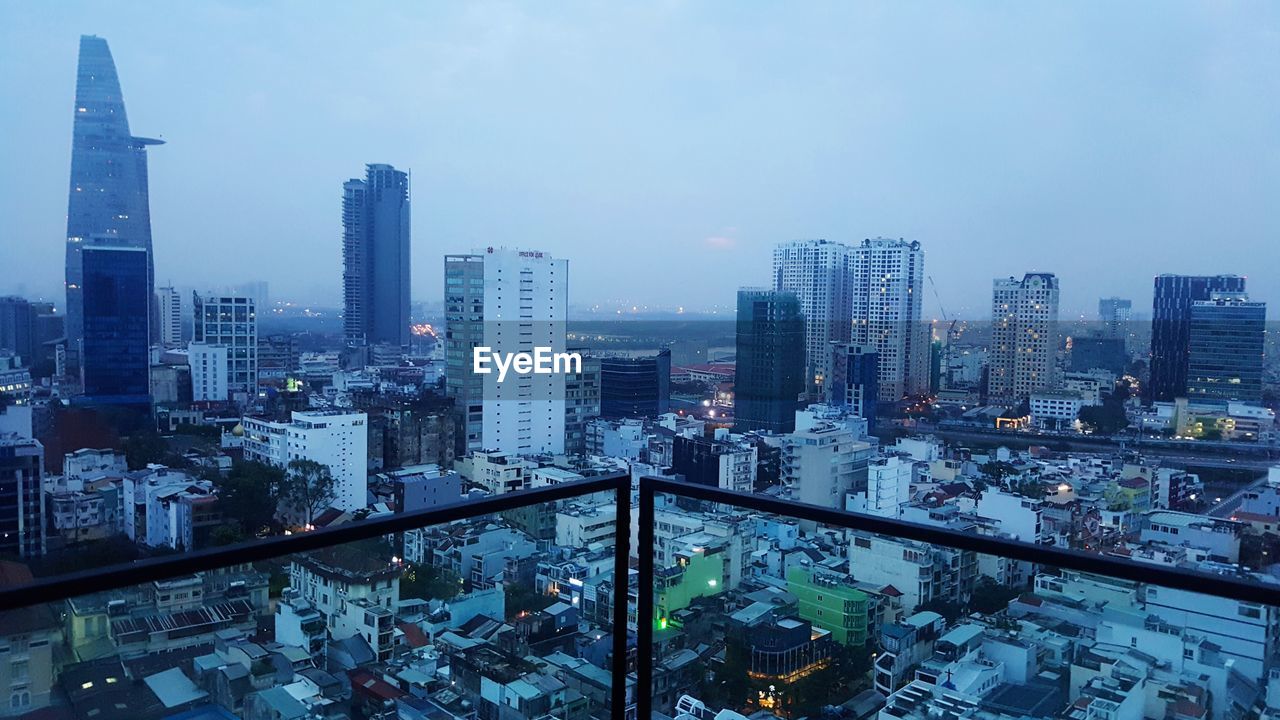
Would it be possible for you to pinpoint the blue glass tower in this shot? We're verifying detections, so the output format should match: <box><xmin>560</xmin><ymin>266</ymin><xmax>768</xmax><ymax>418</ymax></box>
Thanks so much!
<box><xmin>601</xmin><ymin>350</ymin><xmax>671</xmax><ymax>418</ymax></box>
<box><xmin>65</xmin><ymin>35</ymin><xmax>161</xmax><ymax>368</ymax></box>
<box><xmin>79</xmin><ymin>243</ymin><xmax>151</xmax><ymax>408</ymax></box>
<box><xmin>733</xmin><ymin>288</ymin><xmax>806</xmax><ymax>433</ymax></box>
<box><xmin>343</xmin><ymin>164</ymin><xmax>411</xmax><ymax>348</ymax></box>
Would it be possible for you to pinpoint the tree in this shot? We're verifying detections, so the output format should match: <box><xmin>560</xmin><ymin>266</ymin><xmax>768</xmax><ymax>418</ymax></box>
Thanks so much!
<box><xmin>282</xmin><ymin>459</ymin><xmax>337</xmax><ymax>526</ymax></box>
<box><xmin>979</xmin><ymin>461</ymin><xmax>1016</xmax><ymax>481</ymax></box>
<box><xmin>124</xmin><ymin>431</ymin><xmax>169</xmax><ymax>470</ymax></box>
<box><xmin>401</xmin><ymin>563</ymin><xmax>462</xmax><ymax>601</ymax></box>
<box><xmin>970</xmin><ymin>577</ymin><xmax>1022</xmax><ymax>614</ymax></box>
<box><xmin>215</xmin><ymin>460</ymin><xmax>286</xmax><ymax>537</ymax></box>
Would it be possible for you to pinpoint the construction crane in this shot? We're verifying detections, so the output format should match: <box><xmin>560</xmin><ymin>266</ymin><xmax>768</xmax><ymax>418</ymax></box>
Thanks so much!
<box><xmin>929</xmin><ymin>275</ymin><xmax>958</xmax><ymax>340</ymax></box>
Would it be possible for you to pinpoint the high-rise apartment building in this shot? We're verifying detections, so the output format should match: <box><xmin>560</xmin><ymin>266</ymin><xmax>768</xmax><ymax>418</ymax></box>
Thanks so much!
<box><xmin>343</xmin><ymin>164</ymin><xmax>411</xmax><ymax>349</ymax></box>
<box><xmin>1097</xmin><ymin>297</ymin><xmax>1131</xmax><ymax>338</ymax></box>
<box><xmin>193</xmin><ymin>292</ymin><xmax>257</xmax><ymax>398</ymax></box>
<box><xmin>1148</xmin><ymin>274</ymin><xmax>1246</xmax><ymax>402</ymax></box>
<box><xmin>79</xmin><ymin>243</ymin><xmax>150</xmax><ymax>408</ymax></box>
<box><xmin>444</xmin><ymin>248</ymin><xmax>568</xmax><ymax>454</ymax></box>
<box><xmin>773</xmin><ymin>240</ymin><xmax>853</xmax><ymax>397</ymax></box>
<box><xmin>563</xmin><ymin>350</ymin><xmax>601</xmax><ymax>455</ymax></box>
<box><xmin>733</xmin><ymin>288</ymin><xmax>805</xmax><ymax>434</ymax></box>
<box><xmin>65</xmin><ymin>36</ymin><xmax>161</xmax><ymax>368</ymax></box>
<box><xmin>188</xmin><ymin>342</ymin><xmax>229</xmax><ymax>402</ymax></box>
<box><xmin>242</xmin><ymin>410</ymin><xmax>369</xmax><ymax>512</ymax></box>
<box><xmin>1186</xmin><ymin>293</ymin><xmax>1266</xmax><ymax>403</ymax></box>
<box><xmin>989</xmin><ymin>273</ymin><xmax>1060</xmax><ymax>407</ymax></box>
<box><xmin>827</xmin><ymin>343</ymin><xmax>879</xmax><ymax>432</ymax></box>
<box><xmin>850</xmin><ymin>238</ymin><xmax>928</xmax><ymax>402</ymax></box>
<box><xmin>157</xmin><ymin>286</ymin><xmax>182</xmax><ymax>348</ymax></box>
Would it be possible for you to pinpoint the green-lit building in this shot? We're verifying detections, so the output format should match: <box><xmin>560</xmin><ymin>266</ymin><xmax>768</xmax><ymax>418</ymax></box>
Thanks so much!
<box><xmin>655</xmin><ymin>545</ymin><xmax>727</xmax><ymax>627</ymax></box>
<box><xmin>786</xmin><ymin>566</ymin><xmax>871</xmax><ymax>646</ymax></box>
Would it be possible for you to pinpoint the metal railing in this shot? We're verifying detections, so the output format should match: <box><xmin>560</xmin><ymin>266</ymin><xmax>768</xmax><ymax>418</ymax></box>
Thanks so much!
<box><xmin>635</xmin><ymin>474</ymin><xmax>1280</xmax><ymax>720</ymax></box>
<box><xmin>0</xmin><ymin>472</ymin><xmax>632</xmax><ymax>718</ymax></box>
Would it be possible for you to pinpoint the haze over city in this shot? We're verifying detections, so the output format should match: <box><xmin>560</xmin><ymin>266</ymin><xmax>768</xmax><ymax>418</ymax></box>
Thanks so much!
<box><xmin>2</xmin><ymin>1</ymin><xmax>1278</xmax><ymax>317</ymax></box>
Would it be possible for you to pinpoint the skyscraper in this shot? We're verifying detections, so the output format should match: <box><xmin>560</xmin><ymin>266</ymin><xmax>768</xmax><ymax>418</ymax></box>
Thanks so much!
<box><xmin>0</xmin><ymin>297</ymin><xmax>35</xmax><ymax>365</ymax></box>
<box><xmin>850</xmin><ymin>238</ymin><xmax>928</xmax><ymax>402</ymax></box>
<box><xmin>0</xmin><ymin>434</ymin><xmax>45</xmax><ymax>559</ymax></box>
<box><xmin>444</xmin><ymin>248</ymin><xmax>568</xmax><ymax>454</ymax></box>
<box><xmin>773</xmin><ymin>240</ymin><xmax>853</xmax><ymax>398</ymax></box>
<box><xmin>79</xmin><ymin>243</ymin><xmax>150</xmax><ymax>408</ymax></box>
<box><xmin>1148</xmin><ymin>274</ymin><xmax>1246</xmax><ymax>402</ymax></box>
<box><xmin>343</xmin><ymin>164</ymin><xmax>411</xmax><ymax>349</ymax></box>
<box><xmin>1186</xmin><ymin>293</ymin><xmax>1266</xmax><ymax>403</ymax></box>
<box><xmin>193</xmin><ymin>292</ymin><xmax>258</xmax><ymax>399</ymax></box>
<box><xmin>157</xmin><ymin>286</ymin><xmax>182</xmax><ymax>348</ymax></box>
<box><xmin>989</xmin><ymin>273</ymin><xmax>1060</xmax><ymax>408</ymax></box>
<box><xmin>65</xmin><ymin>36</ymin><xmax>161</xmax><ymax>369</ymax></box>
<box><xmin>1098</xmin><ymin>297</ymin><xmax>1132</xmax><ymax>338</ymax></box>
<box><xmin>733</xmin><ymin>288</ymin><xmax>805</xmax><ymax>434</ymax></box>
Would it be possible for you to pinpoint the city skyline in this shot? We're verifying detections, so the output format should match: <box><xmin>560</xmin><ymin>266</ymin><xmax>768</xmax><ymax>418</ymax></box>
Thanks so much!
<box><xmin>2</xmin><ymin>3</ymin><xmax>1278</xmax><ymax>317</ymax></box>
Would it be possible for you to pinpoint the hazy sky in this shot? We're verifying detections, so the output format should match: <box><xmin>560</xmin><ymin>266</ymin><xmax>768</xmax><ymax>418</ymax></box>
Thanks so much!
<box><xmin>2</xmin><ymin>2</ymin><xmax>1277</xmax><ymax>320</ymax></box>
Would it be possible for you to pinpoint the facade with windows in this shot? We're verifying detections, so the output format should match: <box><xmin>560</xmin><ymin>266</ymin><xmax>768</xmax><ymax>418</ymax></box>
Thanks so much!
<box><xmin>850</xmin><ymin>238</ymin><xmax>928</xmax><ymax>401</ymax></box>
<box><xmin>193</xmin><ymin>292</ymin><xmax>257</xmax><ymax>399</ymax></box>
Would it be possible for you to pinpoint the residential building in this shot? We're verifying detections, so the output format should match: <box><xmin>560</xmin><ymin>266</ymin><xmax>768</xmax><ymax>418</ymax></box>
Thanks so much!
<box><xmin>1186</xmin><ymin>292</ymin><xmax>1266</xmax><ymax>403</ymax></box>
<box><xmin>444</xmin><ymin>248</ymin><xmax>568</xmax><ymax>454</ymax></box>
<box><xmin>671</xmin><ymin>430</ymin><xmax>757</xmax><ymax>492</ymax></box>
<box><xmin>156</xmin><ymin>286</ymin><xmax>182</xmax><ymax>348</ymax></box>
<box><xmin>370</xmin><ymin>464</ymin><xmax>461</xmax><ymax>512</ymax></box>
<box><xmin>0</xmin><ymin>561</ymin><xmax>58</xmax><ymax>716</ymax></box>
<box><xmin>827</xmin><ymin>342</ymin><xmax>879</xmax><ymax>431</ymax></box>
<box><xmin>787</xmin><ymin>565</ymin><xmax>871</xmax><ymax>646</ymax></box>
<box><xmin>1148</xmin><ymin>274</ymin><xmax>1246</xmax><ymax>402</ymax></box>
<box><xmin>850</xmin><ymin>238</ymin><xmax>928</xmax><ymax>401</ymax></box>
<box><xmin>600</xmin><ymin>350</ymin><xmax>671</xmax><ymax>418</ymax></box>
<box><xmin>343</xmin><ymin>163</ymin><xmax>411</xmax><ymax>349</ymax></box>
<box><xmin>288</xmin><ymin>551</ymin><xmax>400</xmax><ymax>636</ymax></box>
<box><xmin>733</xmin><ymin>288</ymin><xmax>805</xmax><ymax>433</ymax></box>
<box><xmin>242</xmin><ymin>410</ymin><xmax>369</xmax><ymax>512</ymax></box>
<box><xmin>188</xmin><ymin>342</ymin><xmax>229</xmax><ymax>402</ymax></box>
<box><xmin>989</xmin><ymin>273</ymin><xmax>1060</xmax><ymax>407</ymax></box>
<box><xmin>1097</xmin><ymin>296</ymin><xmax>1131</xmax><ymax>338</ymax></box>
<box><xmin>193</xmin><ymin>292</ymin><xmax>257</xmax><ymax>398</ymax></box>
<box><xmin>782</xmin><ymin>422</ymin><xmax>872</xmax><ymax>510</ymax></box>
<box><xmin>773</xmin><ymin>239</ymin><xmax>853</xmax><ymax>397</ymax></box>
<box><xmin>65</xmin><ymin>35</ymin><xmax>161</xmax><ymax>369</ymax></box>
<box><xmin>122</xmin><ymin>467</ymin><xmax>219</xmax><ymax>550</ymax></box>
<box><xmin>78</xmin><ymin>242</ymin><xmax>151</xmax><ymax>408</ymax></box>
<box><xmin>855</xmin><ymin>455</ymin><xmax>912</xmax><ymax>518</ymax></box>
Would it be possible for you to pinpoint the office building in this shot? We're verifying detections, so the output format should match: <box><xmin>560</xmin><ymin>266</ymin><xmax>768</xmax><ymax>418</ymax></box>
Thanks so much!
<box><xmin>0</xmin><ymin>297</ymin><xmax>36</xmax><ymax>365</ymax></box>
<box><xmin>1186</xmin><ymin>293</ymin><xmax>1266</xmax><ymax>403</ymax></box>
<box><xmin>1098</xmin><ymin>297</ymin><xmax>1131</xmax><ymax>338</ymax></box>
<box><xmin>79</xmin><ymin>243</ymin><xmax>150</xmax><ymax>408</ymax></box>
<box><xmin>1070</xmin><ymin>335</ymin><xmax>1127</xmax><ymax>375</ymax></box>
<box><xmin>0</xmin><ymin>434</ymin><xmax>46</xmax><ymax>559</ymax></box>
<box><xmin>1148</xmin><ymin>274</ymin><xmax>1246</xmax><ymax>402</ymax></box>
<box><xmin>733</xmin><ymin>288</ymin><xmax>805</xmax><ymax>434</ymax></box>
<box><xmin>850</xmin><ymin>238</ymin><xmax>928</xmax><ymax>401</ymax></box>
<box><xmin>600</xmin><ymin>350</ymin><xmax>671</xmax><ymax>418</ymax></box>
<box><xmin>774</xmin><ymin>239</ymin><xmax>853</xmax><ymax>397</ymax></box>
<box><xmin>343</xmin><ymin>164</ymin><xmax>411</xmax><ymax>348</ymax></box>
<box><xmin>156</xmin><ymin>286</ymin><xmax>182</xmax><ymax>347</ymax></box>
<box><xmin>564</xmin><ymin>351</ymin><xmax>601</xmax><ymax>455</ymax></box>
<box><xmin>65</xmin><ymin>36</ymin><xmax>161</xmax><ymax>368</ymax></box>
<box><xmin>989</xmin><ymin>273</ymin><xmax>1060</xmax><ymax>407</ymax></box>
<box><xmin>827</xmin><ymin>342</ymin><xmax>879</xmax><ymax>432</ymax></box>
<box><xmin>193</xmin><ymin>292</ymin><xmax>257</xmax><ymax>398</ymax></box>
<box><xmin>444</xmin><ymin>248</ymin><xmax>568</xmax><ymax>454</ymax></box>
<box><xmin>242</xmin><ymin>410</ymin><xmax>369</xmax><ymax>512</ymax></box>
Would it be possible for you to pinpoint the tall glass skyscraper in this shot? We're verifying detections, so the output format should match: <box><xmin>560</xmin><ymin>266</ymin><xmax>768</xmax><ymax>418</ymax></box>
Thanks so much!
<box><xmin>343</xmin><ymin>164</ymin><xmax>411</xmax><ymax>348</ymax></box>
<box><xmin>733</xmin><ymin>288</ymin><xmax>805</xmax><ymax>434</ymax></box>
<box><xmin>65</xmin><ymin>35</ymin><xmax>161</xmax><ymax>368</ymax></box>
<box><xmin>600</xmin><ymin>350</ymin><xmax>671</xmax><ymax>418</ymax></box>
<box><xmin>79</xmin><ymin>243</ymin><xmax>151</xmax><ymax>408</ymax></box>
<box><xmin>1186</xmin><ymin>293</ymin><xmax>1266</xmax><ymax>403</ymax></box>
<box><xmin>1147</xmin><ymin>274</ymin><xmax>1246</xmax><ymax>402</ymax></box>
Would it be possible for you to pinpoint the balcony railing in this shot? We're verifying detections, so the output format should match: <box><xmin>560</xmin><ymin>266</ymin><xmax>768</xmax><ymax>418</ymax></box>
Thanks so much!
<box><xmin>4</xmin><ymin>472</ymin><xmax>1280</xmax><ymax>720</ymax></box>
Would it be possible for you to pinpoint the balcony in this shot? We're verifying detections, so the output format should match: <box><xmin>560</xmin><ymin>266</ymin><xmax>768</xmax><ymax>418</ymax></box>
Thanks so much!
<box><xmin>3</xmin><ymin>474</ymin><xmax>1280</xmax><ymax>720</ymax></box>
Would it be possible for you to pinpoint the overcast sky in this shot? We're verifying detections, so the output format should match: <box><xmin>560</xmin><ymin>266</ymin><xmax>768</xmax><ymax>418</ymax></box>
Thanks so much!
<box><xmin>2</xmin><ymin>1</ymin><xmax>1277</xmax><ymax>319</ymax></box>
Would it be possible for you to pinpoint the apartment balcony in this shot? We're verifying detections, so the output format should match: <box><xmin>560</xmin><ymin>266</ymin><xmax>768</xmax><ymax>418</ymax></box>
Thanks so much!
<box><xmin>3</xmin><ymin>474</ymin><xmax>1280</xmax><ymax>720</ymax></box>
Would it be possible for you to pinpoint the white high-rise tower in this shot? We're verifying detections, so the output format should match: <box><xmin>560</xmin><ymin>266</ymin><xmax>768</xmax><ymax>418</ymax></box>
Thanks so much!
<box><xmin>990</xmin><ymin>273</ymin><xmax>1060</xmax><ymax>407</ymax></box>
<box><xmin>773</xmin><ymin>239</ymin><xmax>853</xmax><ymax>398</ymax></box>
<box><xmin>850</xmin><ymin>238</ymin><xmax>928</xmax><ymax>402</ymax></box>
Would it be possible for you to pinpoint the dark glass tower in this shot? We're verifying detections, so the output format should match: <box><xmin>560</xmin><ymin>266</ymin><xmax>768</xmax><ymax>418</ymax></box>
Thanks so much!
<box><xmin>600</xmin><ymin>350</ymin><xmax>671</xmax><ymax>418</ymax></box>
<box><xmin>343</xmin><ymin>164</ymin><xmax>411</xmax><ymax>348</ymax></box>
<box><xmin>79</xmin><ymin>243</ymin><xmax>151</xmax><ymax>408</ymax></box>
<box><xmin>733</xmin><ymin>288</ymin><xmax>805</xmax><ymax>434</ymax></box>
<box><xmin>65</xmin><ymin>36</ymin><xmax>161</xmax><ymax>368</ymax></box>
<box><xmin>1186</xmin><ymin>294</ymin><xmax>1265</xmax><ymax>403</ymax></box>
<box><xmin>828</xmin><ymin>342</ymin><xmax>879</xmax><ymax>431</ymax></box>
<box><xmin>1147</xmin><ymin>274</ymin><xmax>1245</xmax><ymax>402</ymax></box>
